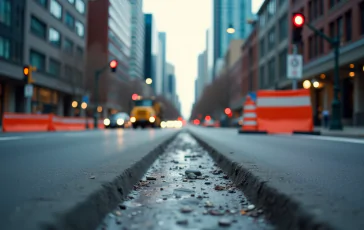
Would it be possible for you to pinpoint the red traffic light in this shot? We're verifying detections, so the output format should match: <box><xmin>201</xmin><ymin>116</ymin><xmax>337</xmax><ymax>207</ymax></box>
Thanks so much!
<box><xmin>224</xmin><ymin>108</ymin><xmax>231</xmax><ymax>115</ymax></box>
<box><xmin>292</xmin><ymin>13</ymin><xmax>305</xmax><ymax>27</ymax></box>
<box><xmin>23</xmin><ymin>67</ymin><xmax>29</xmax><ymax>76</ymax></box>
<box><xmin>110</xmin><ymin>60</ymin><xmax>118</xmax><ymax>68</ymax></box>
<box><xmin>132</xmin><ymin>93</ymin><xmax>138</xmax><ymax>100</ymax></box>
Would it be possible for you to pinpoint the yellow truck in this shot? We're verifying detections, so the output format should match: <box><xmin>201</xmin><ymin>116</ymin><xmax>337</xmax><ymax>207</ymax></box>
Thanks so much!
<box><xmin>130</xmin><ymin>97</ymin><xmax>163</xmax><ymax>129</ymax></box>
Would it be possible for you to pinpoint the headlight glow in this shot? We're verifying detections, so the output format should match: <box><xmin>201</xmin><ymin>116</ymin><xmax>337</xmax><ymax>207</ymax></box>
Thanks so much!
<box><xmin>117</xmin><ymin>119</ymin><xmax>124</xmax><ymax>125</ymax></box>
<box><xmin>149</xmin><ymin>116</ymin><xmax>155</xmax><ymax>123</ymax></box>
<box><xmin>104</xmin><ymin>118</ymin><xmax>110</xmax><ymax>126</ymax></box>
<box><xmin>130</xmin><ymin>117</ymin><xmax>136</xmax><ymax>122</ymax></box>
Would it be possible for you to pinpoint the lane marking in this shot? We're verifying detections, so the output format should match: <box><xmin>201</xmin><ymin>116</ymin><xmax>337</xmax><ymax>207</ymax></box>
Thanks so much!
<box><xmin>294</xmin><ymin>135</ymin><xmax>364</xmax><ymax>144</ymax></box>
<box><xmin>0</xmin><ymin>136</ymin><xmax>23</xmax><ymax>141</ymax></box>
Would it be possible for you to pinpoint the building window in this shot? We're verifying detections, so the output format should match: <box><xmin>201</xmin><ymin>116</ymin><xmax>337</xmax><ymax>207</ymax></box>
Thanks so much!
<box><xmin>35</xmin><ymin>0</ymin><xmax>48</xmax><ymax>8</ymax></box>
<box><xmin>279</xmin><ymin>48</ymin><xmax>287</xmax><ymax>79</ymax></box>
<box><xmin>49</xmin><ymin>28</ymin><xmax>61</xmax><ymax>47</ymax></box>
<box><xmin>259</xmin><ymin>65</ymin><xmax>265</xmax><ymax>88</ymax></box>
<box><xmin>267</xmin><ymin>0</ymin><xmax>276</xmax><ymax>19</ymax></box>
<box><xmin>30</xmin><ymin>16</ymin><xmax>47</xmax><ymax>39</ymax></box>
<box><xmin>49</xmin><ymin>58</ymin><xmax>61</xmax><ymax>76</ymax></box>
<box><xmin>279</xmin><ymin>14</ymin><xmax>287</xmax><ymax>40</ymax></box>
<box><xmin>260</xmin><ymin>39</ymin><xmax>265</xmax><ymax>57</ymax></box>
<box><xmin>76</xmin><ymin>46</ymin><xmax>83</xmax><ymax>57</ymax></box>
<box><xmin>65</xmin><ymin>12</ymin><xmax>75</xmax><ymax>30</ymax></box>
<box><xmin>318</xmin><ymin>0</ymin><xmax>324</xmax><ymax>16</ymax></box>
<box><xmin>64</xmin><ymin>38</ymin><xmax>73</xmax><ymax>53</ymax></box>
<box><xmin>259</xmin><ymin>12</ymin><xmax>265</xmax><ymax>28</ymax></box>
<box><xmin>30</xmin><ymin>50</ymin><xmax>46</xmax><ymax>71</ymax></box>
<box><xmin>329</xmin><ymin>0</ymin><xmax>335</xmax><ymax>8</ymax></box>
<box><xmin>75</xmin><ymin>21</ymin><xmax>84</xmax><ymax>37</ymax></box>
<box><xmin>0</xmin><ymin>0</ymin><xmax>11</xmax><ymax>26</ymax></box>
<box><xmin>308</xmin><ymin>1</ymin><xmax>312</xmax><ymax>21</ymax></box>
<box><xmin>337</xmin><ymin>16</ymin><xmax>343</xmax><ymax>42</ymax></box>
<box><xmin>0</xmin><ymin>36</ymin><xmax>10</xmax><ymax>60</ymax></box>
<box><xmin>67</xmin><ymin>0</ymin><xmax>74</xmax><ymax>4</ymax></box>
<box><xmin>319</xmin><ymin>28</ymin><xmax>324</xmax><ymax>54</ymax></box>
<box><xmin>75</xmin><ymin>0</ymin><xmax>85</xmax><ymax>14</ymax></box>
<box><xmin>268</xmin><ymin>28</ymin><xmax>275</xmax><ymax>49</ymax></box>
<box><xmin>360</xmin><ymin>2</ymin><xmax>364</xmax><ymax>35</ymax></box>
<box><xmin>50</xmin><ymin>0</ymin><xmax>62</xmax><ymax>20</ymax></box>
<box><xmin>345</xmin><ymin>10</ymin><xmax>352</xmax><ymax>42</ymax></box>
<box><xmin>268</xmin><ymin>58</ymin><xmax>275</xmax><ymax>85</ymax></box>
<box><xmin>308</xmin><ymin>35</ymin><xmax>313</xmax><ymax>59</ymax></box>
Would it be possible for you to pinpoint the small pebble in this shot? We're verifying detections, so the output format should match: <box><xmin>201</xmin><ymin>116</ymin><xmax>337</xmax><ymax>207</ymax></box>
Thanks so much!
<box><xmin>176</xmin><ymin>219</ymin><xmax>188</xmax><ymax>225</ymax></box>
<box><xmin>218</xmin><ymin>218</ymin><xmax>232</xmax><ymax>226</ymax></box>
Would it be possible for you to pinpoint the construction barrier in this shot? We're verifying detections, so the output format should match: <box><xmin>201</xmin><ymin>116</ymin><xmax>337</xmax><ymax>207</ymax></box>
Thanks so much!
<box><xmin>2</xmin><ymin>112</ymin><xmax>105</xmax><ymax>132</ymax></box>
<box><xmin>256</xmin><ymin>89</ymin><xmax>314</xmax><ymax>134</ymax></box>
<box><xmin>50</xmin><ymin>116</ymin><xmax>89</xmax><ymax>131</ymax></box>
<box><xmin>2</xmin><ymin>113</ymin><xmax>51</xmax><ymax>132</ymax></box>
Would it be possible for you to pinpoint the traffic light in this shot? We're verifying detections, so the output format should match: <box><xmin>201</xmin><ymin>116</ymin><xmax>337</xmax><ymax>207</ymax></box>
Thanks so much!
<box><xmin>132</xmin><ymin>93</ymin><xmax>138</xmax><ymax>100</ymax></box>
<box><xmin>23</xmin><ymin>65</ymin><xmax>35</xmax><ymax>84</ymax></box>
<box><xmin>292</xmin><ymin>13</ymin><xmax>305</xmax><ymax>44</ymax></box>
<box><xmin>110</xmin><ymin>60</ymin><xmax>118</xmax><ymax>72</ymax></box>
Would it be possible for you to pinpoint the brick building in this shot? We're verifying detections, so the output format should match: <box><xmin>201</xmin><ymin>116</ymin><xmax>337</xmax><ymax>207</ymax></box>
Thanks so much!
<box><xmin>289</xmin><ymin>0</ymin><xmax>364</xmax><ymax>126</ymax></box>
<box><xmin>253</xmin><ymin>0</ymin><xmax>364</xmax><ymax>126</ymax></box>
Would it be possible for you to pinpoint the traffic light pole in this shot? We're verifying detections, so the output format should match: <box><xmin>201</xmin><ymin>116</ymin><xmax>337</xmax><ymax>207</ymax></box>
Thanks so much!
<box><xmin>305</xmin><ymin>23</ymin><xmax>343</xmax><ymax>130</ymax></box>
<box><xmin>93</xmin><ymin>65</ymin><xmax>108</xmax><ymax>129</ymax></box>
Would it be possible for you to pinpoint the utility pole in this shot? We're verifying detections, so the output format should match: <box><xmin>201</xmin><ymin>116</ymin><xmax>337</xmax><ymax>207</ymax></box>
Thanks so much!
<box><xmin>23</xmin><ymin>66</ymin><xmax>36</xmax><ymax>113</ymax></box>
<box><xmin>93</xmin><ymin>60</ymin><xmax>118</xmax><ymax>129</ymax></box>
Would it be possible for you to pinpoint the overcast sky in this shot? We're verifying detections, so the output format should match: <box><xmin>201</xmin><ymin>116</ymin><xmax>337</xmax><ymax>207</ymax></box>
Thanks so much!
<box><xmin>143</xmin><ymin>0</ymin><xmax>264</xmax><ymax>119</ymax></box>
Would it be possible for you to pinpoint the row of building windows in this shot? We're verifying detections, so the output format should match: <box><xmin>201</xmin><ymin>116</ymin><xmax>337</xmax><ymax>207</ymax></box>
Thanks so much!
<box><xmin>30</xmin><ymin>15</ymin><xmax>84</xmax><ymax>56</ymax></box>
<box><xmin>0</xmin><ymin>35</ymin><xmax>23</xmax><ymax>63</ymax></box>
<box><xmin>259</xmin><ymin>48</ymin><xmax>288</xmax><ymax>88</ymax></box>
<box><xmin>260</xmin><ymin>14</ymin><xmax>288</xmax><ymax>57</ymax></box>
<box><xmin>29</xmin><ymin>49</ymin><xmax>82</xmax><ymax>81</ymax></box>
<box><xmin>0</xmin><ymin>0</ymin><xmax>11</xmax><ymax>26</ymax></box>
<box><xmin>35</xmin><ymin>0</ymin><xmax>85</xmax><ymax>38</ymax></box>
<box><xmin>36</xmin><ymin>0</ymin><xmax>85</xmax><ymax>16</ymax></box>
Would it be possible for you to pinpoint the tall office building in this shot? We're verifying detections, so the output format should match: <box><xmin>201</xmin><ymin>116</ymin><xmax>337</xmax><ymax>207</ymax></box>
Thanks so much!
<box><xmin>165</xmin><ymin>62</ymin><xmax>175</xmax><ymax>101</ymax></box>
<box><xmin>87</xmin><ymin>0</ymin><xmax>131</xmax><ymax>114</ymax></box>
<box><xmin>155</xmin><ymin>33</ymin><xmax>165</xmax><ymax>95</ymax></box>
<box><xmin>158</xmin><ymin>32</ymin><xmax>167</xmax><ymax>94</ymax></box>
<box><xmin>213</xmin><ymin>0</ymin><xmax>254</xmax><ymax>75</ymax></box>
<box><xmin>144</xmin><ymin>14</ymin><xmax>159</xmax><ymax>93</ymax></box>
<box><xmin>0</xmin><ymin>0</ymin><xmax>88</xmax><ymax>119</ymax></box>
<box><xmin>129</xmin><ymin>0</ymin><xmax>145</xmax><ymax>79</ymax></box>
<box><xmin>196</xmin><ymin>51</ymin><xmax>207</xmax><ymax>100</ymax></box>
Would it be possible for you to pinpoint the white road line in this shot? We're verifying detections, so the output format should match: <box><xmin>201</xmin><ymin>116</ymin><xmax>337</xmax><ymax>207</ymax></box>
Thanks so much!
<box><xmin>295</xmin><ymin>135</ymin><xmax>364</xmax><ymax>144</ymax></box>
<box><xmin>0</xmin><ymin>136</ymin><xmax>23</xmax><ymax>141</ymax></box>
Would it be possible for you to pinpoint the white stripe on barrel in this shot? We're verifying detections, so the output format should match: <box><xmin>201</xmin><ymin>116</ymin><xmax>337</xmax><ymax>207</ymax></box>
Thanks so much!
<box><xmin>257</xmin><ymin>96</ymin><xmax>310</xmax><ymax>107</ymax></box>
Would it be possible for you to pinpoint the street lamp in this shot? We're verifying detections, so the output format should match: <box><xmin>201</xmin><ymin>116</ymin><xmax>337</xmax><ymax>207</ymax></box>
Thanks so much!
<box><xmin>226</xmin><ymin>24</ymin><xmax>235</xmax><ymax>34</ymax></box>
<box><xmin>72</xmin><ymin>101</ymin><xmax>78</xmax><ymax>108</ymax></box>
<box><xmin>81</xmin><ymin>102</ymin><xmax>87</xmax><ymax>109</ymax></box>
<box><xmin>146</xmin><ymin>78</ymin><xmax>152</xmax><ymax>85</ymax></box>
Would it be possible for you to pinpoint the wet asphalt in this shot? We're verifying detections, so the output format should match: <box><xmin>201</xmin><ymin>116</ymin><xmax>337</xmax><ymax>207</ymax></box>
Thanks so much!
<box><xmin>98</xmin><ymin>133</ymin><xmax>273</xmax><ymax>230</ymax></box>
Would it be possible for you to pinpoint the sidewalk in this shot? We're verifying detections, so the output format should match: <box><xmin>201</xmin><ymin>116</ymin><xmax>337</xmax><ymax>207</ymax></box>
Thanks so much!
<box><xmin>315</xmin><ymin>126</ymin><xmax>364</xmax><ymax>138</ymax></box>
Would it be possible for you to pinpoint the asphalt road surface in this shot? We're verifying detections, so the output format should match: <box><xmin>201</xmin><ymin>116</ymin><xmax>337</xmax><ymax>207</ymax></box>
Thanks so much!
<box><xmin>189</xmin><ymin>127</ymin><xmax>364</xmax><ymax>230</ymax></box>
<box><xmin>0</xmin><ymin>128</ymin><xmax>178</xmax><ymax>230</ymax></box>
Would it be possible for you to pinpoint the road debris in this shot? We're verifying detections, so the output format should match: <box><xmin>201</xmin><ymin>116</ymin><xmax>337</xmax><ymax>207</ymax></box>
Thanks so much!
<box><xmin>97</xmin><ymin>133</ymin><xmax>273</xmax><ymax>230</ymax></box>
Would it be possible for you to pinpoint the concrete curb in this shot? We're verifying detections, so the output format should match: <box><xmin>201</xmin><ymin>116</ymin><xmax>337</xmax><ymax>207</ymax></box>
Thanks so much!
<box><xmin>189</xmin><ymin>130</ymin><xmax>336</xmax><ymax>230</ymax></box>
<box><xmin>42</xmin><ymin>131</ymin><xmax>180</xmax><ymax>230</ymax></box>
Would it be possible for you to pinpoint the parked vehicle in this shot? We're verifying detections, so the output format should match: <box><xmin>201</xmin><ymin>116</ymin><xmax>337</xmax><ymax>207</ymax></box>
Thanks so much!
<box><xmin>103</xmin><ymin>112</ymin><xmax>131</xmax><ymax>129</ymax></box>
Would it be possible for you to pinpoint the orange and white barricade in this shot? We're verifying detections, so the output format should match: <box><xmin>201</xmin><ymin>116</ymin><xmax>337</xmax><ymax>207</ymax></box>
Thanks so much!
<box><xmin>238</xmin><ymin>96</ymin><xmax>266</xmax><ymax>134</ymax></box>
<box><xmin>2</xmin><ymin>113</ymin><xmax>51</xmax><ymax>132</ymax></box>
<box><xmin>256</xmin><ymin>89</ymin><xmax>314</xmax><ymax>134</ymax></box>
<box><xmin>49</xmin><ymin>116</ymin><xmax>88</xmax><ymax>131</ymax></box>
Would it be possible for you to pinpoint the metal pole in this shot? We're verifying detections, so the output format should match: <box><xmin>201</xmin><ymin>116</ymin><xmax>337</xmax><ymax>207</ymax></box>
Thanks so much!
<box><xmin>25</xmin><ymin>97</ymin><xmax>31</xmax><ymax>114</ymax></box>
<box><xmin>93</xmin><ymin>71</ymin><xmax>99</xmax><ymax>129</ymax></box>
<box><xmin>292</xmin><ymin>44</ymin><xmax>298</xmax><ymax>90</ymax></box>
<box><xmin>329</xmin><ymin>38</ymin><xmax>343</xmax><ymax>130</ymax></box>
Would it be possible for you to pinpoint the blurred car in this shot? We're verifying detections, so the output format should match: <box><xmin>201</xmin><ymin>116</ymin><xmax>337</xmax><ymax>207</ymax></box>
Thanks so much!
<box><xmin>103</xmin><ymin>112</ymin><xmax>131</xmax><ymax>129</ymax></box>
